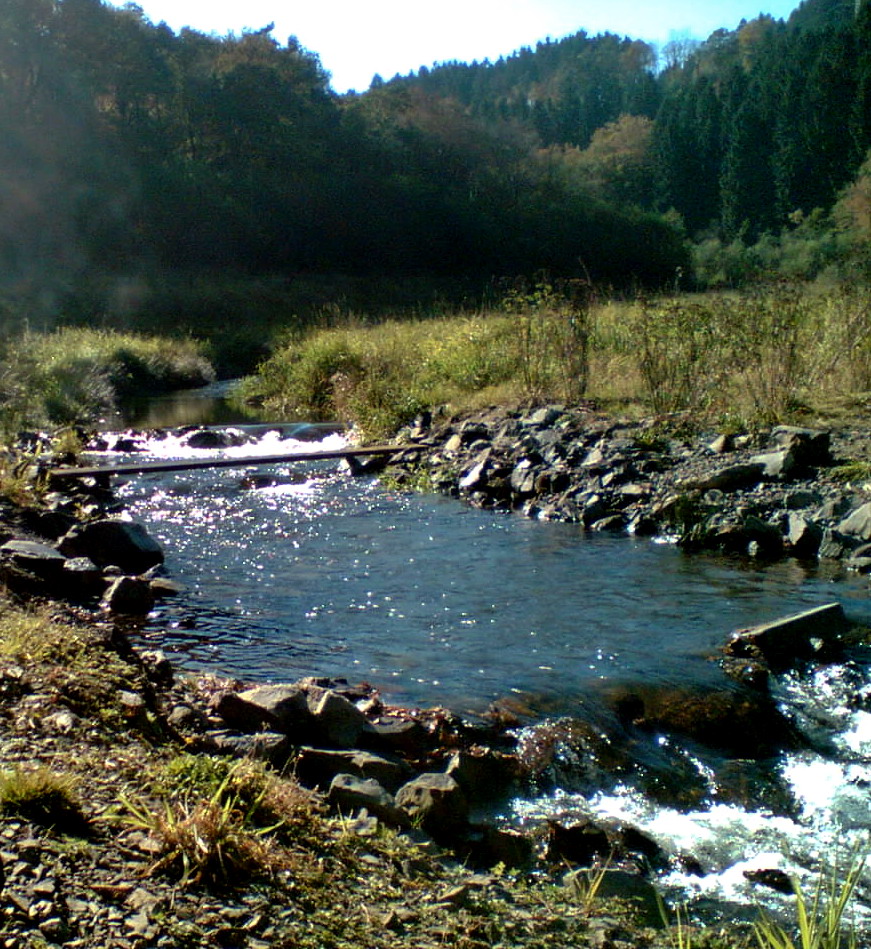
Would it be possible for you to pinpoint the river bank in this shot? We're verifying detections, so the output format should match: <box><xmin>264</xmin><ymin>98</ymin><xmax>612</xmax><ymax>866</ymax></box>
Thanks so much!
<box><xmin>3</xmin><ymin>402</ymin><xmax>870</xmax><ymax>947</ymax></box>
<box><xmin>0</xmin><ymin>436</ymin><xmax>732</xmax><ymax>949</ymax></box>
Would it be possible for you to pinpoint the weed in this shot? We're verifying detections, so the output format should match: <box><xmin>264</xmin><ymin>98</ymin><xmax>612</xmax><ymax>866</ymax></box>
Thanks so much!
<box><xmin>830</xmin><ymin>461</ymin><xmax>871</xmax><ymax>484</ymax></box>
<box><xmin>565</xmin><ymin>855</ymin><xmax>613</xmax><ymax>915</ymax></box>
<box><xmin>0</xmin><ymin>601</ymin><xmax>83</xmax><ymax>663</ymax></box>
<box><xmin>0</xmin><ymin>766</ymin><xmax>88</xmax><ymax>833</ymax></box>
<box><xmin>120</xmin><ymin>765</ymin><xmax>285</xmax><ymax>888</ymax></box>
<box><xmin>658</xmin><ymin>894</ymin><xmax>697</xmax><ymax>949</ymax></box>
<box><xmin>0</xmin><ymin>328</ymin><xmax>213</xmax><ymax>429</ymax></box>
<box><xmin>753</xmin><ymin>853</ymin><xmax>867</xmax><ymax>949</ymax></box>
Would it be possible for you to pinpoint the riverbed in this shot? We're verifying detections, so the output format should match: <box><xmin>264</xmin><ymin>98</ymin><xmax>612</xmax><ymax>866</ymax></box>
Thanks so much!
<box><xmin>97</xmin><ymin>399</ymin><xmax>871</xmax><ymax>925</ymax></box>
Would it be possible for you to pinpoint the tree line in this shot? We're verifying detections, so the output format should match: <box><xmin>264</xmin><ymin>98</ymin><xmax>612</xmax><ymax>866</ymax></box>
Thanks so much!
<box><xmin>0</xmin><ymin>0</ymin><xmax>867</xmax><ymax>331</ymax></box>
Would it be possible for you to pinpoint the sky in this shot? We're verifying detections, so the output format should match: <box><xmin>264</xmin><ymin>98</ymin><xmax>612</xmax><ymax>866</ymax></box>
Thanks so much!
<box><xmin>108</xmin><ymin>0</ymin><xmax>804</xmax><ymax>93</ymax></box>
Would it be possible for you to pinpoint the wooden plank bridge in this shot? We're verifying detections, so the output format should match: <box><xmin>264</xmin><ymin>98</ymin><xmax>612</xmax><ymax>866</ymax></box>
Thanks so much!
<box><xmin>47</xmin><ymin>444</ymin><xmax>423</xmax><ymax>484</ymax></box>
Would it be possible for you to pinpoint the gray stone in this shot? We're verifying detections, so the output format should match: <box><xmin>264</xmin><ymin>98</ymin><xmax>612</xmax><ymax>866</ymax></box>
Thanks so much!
<box><xmin>818</xmin><ymin>528</ymin><xmax>857</xmax><ymax>560</ymax></box>
<box><xmin>363</xmin><ymin>717</ymin><xmax>431</xmax><ymax>755</ymax></box>
<box><xmin>396</xmin><ymin>773</ymin><xmax>469</xmax><ymax>837</ymax></box>
<box><xmin>786</xmin><ymin>514</ymin><xmax>822</xmax><ymax>558</ymax></box>
<box><xmin>680</xmin><ymin>463</ymin><xmax>765</xmax><ymax>493</ymax></box>
<box><xmin>446</xmin><ymin>749</ymin><xmax>520</xmax><ymax>803</ymax></box>
<box><xmin>59</xmin><ymin>518</ymin><xmax>164</xmax><ymax>573</ymax></box>
<box><xmin>102</xmin><ymin>576</ymin><xmax>155</xmax><ymax>615</ymax></box>
<box><xmin>749</xmin><ymin>449</ymin><xmax>797</xmax><ymax>480</ymax></box>
<box><xmin>785</xmin><ymin>489</ymin><xmax>823</xmax><ymax>510</ymax></box>
<box><xmin>459</xmin><ymin>449</ymin><xmax>492</xmax><ymax>492</ymax></box>
<box><xmin>836</xmin><ymin>502</ymin><xmax>871</xmax><ymax>541</ymax></box>
<box><xmin>295</xmin><ymin>747</ymin><xmax>414</xmax><ymax>792</ymax></box>
<box><xmin>204</xmin><ymin>730</ymin><xmax>292</xmax><ymax>765</ymax></box>
<box><xmin>770</xmin><ymin>426</ymin><xmax>832</xmax><ymax>467</ymax></box>
<box><xmin>233</xmin><ymin>685</ymin><xmax>310</xmax><ymax>733</ymax></box>
<box><xmin>724</xmin><ymin>602</ymin><xmax>851</xmax><ymax>670</ymax></box>
<box><xmin>185</xmin><ymin>428</ymin><xmax>249</xmax><ymax>449</ymax></box>
<box><xmin>327</xmin><ymin>774</ymin><xmax>410</xmax><ymax>828</ymax></box>
<box><xmin>510</xmin><ymin>461</ymin><xmax>539</xmax><ymax>496</ymax></box>
<box><xmin>307</xmin><ymin>688</ymin><xmax>373</xmax><ymax>747</ymax></box>
<box><xmin>149</xmin><ymin>577</ymin><xmax>184</xmax><ymax>598</ymax></box>
<box><xmin>708</xmin><ymin>433</ymin><xmax>736</xmax><ymax>454</ymax></box>
<box><xmin>0</xmin><ymin>540</ymin><xmax>66</xmax><ymax>576</ymax></box>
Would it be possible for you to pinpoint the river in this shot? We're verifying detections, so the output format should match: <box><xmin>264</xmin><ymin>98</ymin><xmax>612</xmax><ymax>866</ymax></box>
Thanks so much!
<box><xmin>105</xmin><ymin>385</ymin><xmax>871</xmax><ymax>926</ymax></box>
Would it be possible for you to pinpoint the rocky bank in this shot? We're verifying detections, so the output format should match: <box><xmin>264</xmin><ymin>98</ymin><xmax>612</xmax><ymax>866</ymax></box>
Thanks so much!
<box><xmin>3</xmin><ymin>404</ymin><xmax>871</xmax><ymax>947</ymax></box>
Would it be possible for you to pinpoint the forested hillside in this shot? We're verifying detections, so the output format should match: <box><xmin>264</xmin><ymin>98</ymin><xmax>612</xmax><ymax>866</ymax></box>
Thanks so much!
<box><xmin>0</xmin><ymin>0</ymin><xmax>868</xmax><ymax>338</ymax></box>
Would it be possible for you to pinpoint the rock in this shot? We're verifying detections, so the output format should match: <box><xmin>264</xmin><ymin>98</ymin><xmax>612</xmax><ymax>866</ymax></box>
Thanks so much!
<box><xmin>203</xmin><ymin>730</ymin><xmax>292</xmax><ymax>765</ymax></box>
<box><xmin>62</xmin><ymin>556</ymin><xmax>104</xmax><ymax>592</ymax></box>
<box><xmin>396</xmin><ymin>773</ymin><xmax>469</xmax><ymax>838</ymax></box>
<box><xmin>0</xmin><ymin>540</ymin><xmax>67</xmax><ymax>577</ymax></box>
<box><xmin>680</xmin><ymin>463</ymin><xmax>765</xmax><ymax>493</ymax></box>
<box><xmin>546</xmin><ymin>820</ymin><xmax>611</xmax><ymax>866</ymax></box>
<box><xmin>363</xmin><ymin>717</ymin><xmax>432</xmax><ymax>756</ymax></box>
<box><xmin>219</xmin><ymin>685</ymin><xmax>310</xmax><ymax>734</ymax></box>
<box><xmin>818</xmin><ymin>528</ymin><xmax>857</xmax><ymax>560</ymax></box>
<box><xmin>744</xmin><ymin>868</ymin><xmax>794</xmax><ymax>894</ymax></box>
<box><xmin>770</xmin><ymin>426</ymin><xmax>832</xmax><ymax>468</ymax></box>
<box><xmin>459</xmin><ymin>449</ymin><xmax>493</xmax><ymax>492</ymax></box>
<box><xmin>724</xmin><ymin>602</ymin><xmax>851</xmax><ymax>670</ymax></box>
<box><xmin>149</xmin><ymin>577</ymin><xmax>184</xmax><ymax>598</ymax></box>
<box><xmin>462</xmin><ymin>825</ymin><xmax>533</xmax><ymax>869</ymax></box>
<box><xmin>307</xmin><ymin>688</ymin><xmax>373</xmax><ymax>747</ymax></box>
<box><xmin>785</xmin><ymin>489</ymin><xmax>822</xmax><ymax>510</ymax></box>
<box><xmin>294</xmin><ymin>747</ymin><xmax>414</xmax><ymax>793</ymax></box>
<box><xmin>445</xmin><ymin>749</ymin><xmax>520</xmax><ymax>803</ymax></box>
<box><xmin>785</xmin><ymin>514</ymin><xmax>822</xmax><ymax>558</ymax></box>
<box><xmin>58</xmin><ymin>518</ymin><xmax>164</xmax><ymax>573</ymax></box>
<box><xmin>327</xmin><ymin>774</ymin><xmax>410</xmax><ymax>828</ymax></box>
<box><xmin>102</xmin><ymin>576</ymin><xmax>155</xmax><ymax>615</ymax></box>
<box><xmin>184</xmin><ymin>428</ymin><xmax>249</xmax><ymax>449</ymax></box>
<box><xmin>749</xmin><ymin>449</ymin><xmax>797</xmax><ymax>480</ymax></box>
<box><xmin>510</xmin><ymin>460</ymin><xmax>539</xmax><ymax>497</ymax></box>
<box><xmin>836</xmin><ymin>502</ymin><xmax>871</xmax><ymax>542</ymax></box>
<box><xmin>606</xmin><ymin>681</ymin><xmax>798</xmax><ymax>758</ymax></box>
<box><xmin>708</xmin><ymin>433</ymin><xmax>737</xmax><ymax>454</ymax></box>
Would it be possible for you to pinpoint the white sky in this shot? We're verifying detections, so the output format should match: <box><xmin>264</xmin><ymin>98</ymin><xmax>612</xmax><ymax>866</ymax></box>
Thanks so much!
<box><xmin>109</xmin><ymin>0</ymin><xmax>802</xmax><ymax>93</ymax></box>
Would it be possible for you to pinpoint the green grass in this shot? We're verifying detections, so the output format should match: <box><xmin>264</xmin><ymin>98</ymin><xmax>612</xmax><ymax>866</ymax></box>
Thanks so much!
<box><xmin>0</xmin><ymin>327</ymin><xmax>214</xmax><ymax>430</ymax></box>
<box><xmin>240</xmin><ymin>282</ymin><xmax>871</xmax><ymax>438</ymax></box>
<box><xmin>753</xmin><ymin>853</ymin><xmax>866</xmax><ymax>949</ymax></box>
<box><xmin>0</xmin><ymin>766</ymin><xmax>87</xmax><ymax>833</ymax></box>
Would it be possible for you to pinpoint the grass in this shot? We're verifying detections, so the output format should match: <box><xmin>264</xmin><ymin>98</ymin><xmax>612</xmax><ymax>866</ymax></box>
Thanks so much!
<box><xmin>239</xmin><ymin>282</ymin><xmax>871</xmax><ymax>440</ymax></box>
<box><xmin>0</xmin><ymin>327</ymin><xmax>214</xmax><ymax>430</ymax></box>
<box><xmin>122</xmin><ymin>756</ymin><xmax>323</xmax><ymax>888</ymax></box>
<box><xmin>0</xmin><ymin>766</ymin><xmax>87</xmax><ymax>833</ymax></box>
<box><xmin>0</xmin><ymin>601</ymin><xmax>85</xmax><ymax>664</ymax></box>
<box><xmin>753</xmin><ymin>854</ymin><xmax>867</xmax><ymax>949</ymax></box>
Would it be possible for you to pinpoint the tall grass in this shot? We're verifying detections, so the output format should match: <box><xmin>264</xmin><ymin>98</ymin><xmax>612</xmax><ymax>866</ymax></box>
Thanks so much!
<box><xmin>753</xmin><ymin>852</ymin><xmax>867</xmax><ymax>949</ymax></box>
<box><xmin>241</xmin><ymin>282</ymin><xmax>871</xmax><ymax>437</ymax></box>
<box><xmin>240</xmin><ymin>282</ymin><xmax>595</xmax><ymax>438</ymax></box>
<box><xmin>0</xmin><ymin>328</ymin><xmax>214</xmax><ymax>431</ymax></box>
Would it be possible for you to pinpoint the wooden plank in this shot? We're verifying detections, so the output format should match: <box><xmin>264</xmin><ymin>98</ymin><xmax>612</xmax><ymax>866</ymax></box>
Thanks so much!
<box><xmin>47</xmin><ymin>445</ymin><xmax>421</xmax><ymax>482</ymax></box>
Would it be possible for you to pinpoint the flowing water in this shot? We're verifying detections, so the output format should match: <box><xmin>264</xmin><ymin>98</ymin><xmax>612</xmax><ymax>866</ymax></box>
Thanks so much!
<box><xmin>103</xmin><ymin>392</ymin><xmax>871</xmax><ymax>925</ymax></box>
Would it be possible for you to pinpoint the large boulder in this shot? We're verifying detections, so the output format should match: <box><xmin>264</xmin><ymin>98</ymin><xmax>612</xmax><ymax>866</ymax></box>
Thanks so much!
<box><xmin>58</xmin><ymin>518</ymin><xmax>163</xmax><ymax>573</ymax></box>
